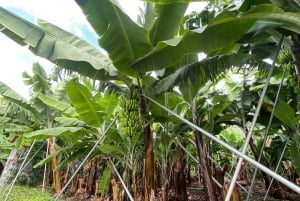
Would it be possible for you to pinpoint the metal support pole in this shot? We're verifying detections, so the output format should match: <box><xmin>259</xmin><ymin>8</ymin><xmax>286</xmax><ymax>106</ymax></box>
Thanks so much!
<box><xmin>246</xmin><ymin>70</ymin><xmax>285</xmax><ymax>201</ymax></box>
<box><xmin>54</xmin><ymin>116</ymin><xmax>118</xmax><ymax>201</ymax></box>
<box><xmin>263</xmin><ymin>140</ymin><xmax>289</xmax><ymax>200</ymax></box>
<box><xmin>206</xmin><ymin>155</ymin><xmax>249</xmax><ymax>194</ymax></box>
<box><xmin>4</xmin><ymin>140</ymin><xmax>36</xmax><ymax>201</ymax></box>
<box><xmin>143</xmin><ymin>94</ymin><xmax>300</xmax><ymax>194</ymax></box>
<box><xmin>109</xmin><ymin>158</ymin><xmax>134</xmax><ymax>201</ymax></box>
<box><xmin>225</xmin><ymin>36</ymin><xmax>284</xmax><ymax>201</ymax></box>
<box><xmin>176</xmin><ymin>139</ymin><xmax>199</xmax><ymax>163</ymax></box>
<box><xmin>42</xmin><ymin>139</ymin><xmax>50</xmax><ymax>193</ymax></box>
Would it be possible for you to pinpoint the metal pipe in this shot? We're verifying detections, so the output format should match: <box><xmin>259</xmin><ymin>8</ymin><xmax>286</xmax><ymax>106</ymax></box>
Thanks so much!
<box><xmin>176</xmin><ymin>139</ymin><xmax>199</xmax><ymax>164</ymax></box>
<box><xmin>42</xmin><ymin>139</ymin><xmax>50</xmax><ymax>193</ymax></box>
<box><xmin>109</xmin><ymin>157</ymin><xmax>134</xmax><ymax>201</ymax></box>
<box><xmin>4</xmin><ymin>140</ymin><xmax>36</xmax><ymax>201</ymax></box>
<box><xmin>54</xmin><ymin>116</ymin><xmax>118</xmax><ymax>201</ymax></box>
<box><xmin>143</xmin><ymin>94</ymin><xmax>300</xmax><ymax>194</ymax></box>
<box><xmin>225</xmin><ymin>35</ymin><xmax>284</xmax><ymax>201</ymax></box>
<box><xmin>263</xmin><ymin>140</ymin><xmax>289</xmax><ymax>200</ymax></box>
<box><xmin>206</xmin><ymin>155</ymin><xmax>249</xmax><ymax>194</ymax></box>
<box><xmin>246</xmin><ymin>69</ymin><xmax>285</xmax><ymax>201</ymax></box>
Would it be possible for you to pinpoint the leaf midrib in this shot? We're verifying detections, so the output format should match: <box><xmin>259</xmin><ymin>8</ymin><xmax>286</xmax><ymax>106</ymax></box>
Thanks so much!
<box><xmin>112</xmin><ymin>4</ymin><xmax>135</xmax><ymax>61</ymax></box>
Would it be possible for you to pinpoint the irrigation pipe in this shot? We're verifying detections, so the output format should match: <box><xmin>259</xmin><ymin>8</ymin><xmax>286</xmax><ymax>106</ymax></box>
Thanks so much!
<box><xmin>108</xmin><ymin>157</ymin><xmax>134</xmax><ymax>201</ymax></box>
<box><xmin>54</xmin><ymin>116</ymin><xmax>118</xmax><ymax>201</ymax></box>
<box><xmin>225</xmin><ymin>36</ymin><xmax>284</xmax><ymax>201</ymax></box>
<box><xmin>143</xmin><ymin>94</ymin><xmax>300</xmax><ymax>194</ymax></box>
<box><xmin>246</xmin><ymin>70</ymin><xmax>285</xmax><ymax>201</ymax></box>
<box><xmin>4</xmin><ymin>140</ymin><xmax>36</xmax><ymax>201</ymax></box>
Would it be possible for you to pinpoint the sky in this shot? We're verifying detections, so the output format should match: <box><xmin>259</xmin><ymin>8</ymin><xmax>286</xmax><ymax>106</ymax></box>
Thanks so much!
<box><xmin>0</xmin><ymin>0</ymin><xmax>206</xmax><ymax>99</ymax></box>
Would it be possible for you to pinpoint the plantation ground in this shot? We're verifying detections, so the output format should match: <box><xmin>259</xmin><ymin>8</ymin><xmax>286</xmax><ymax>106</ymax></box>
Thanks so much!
<box><xmin>58</xmin><ymin>180</ymin><xmax>298</xmax><ymax>201</ymax></box>
<box><xmin>0</xmin><ymin>185</ymin><xmax>52</xmax><ymax>201</ymax></box>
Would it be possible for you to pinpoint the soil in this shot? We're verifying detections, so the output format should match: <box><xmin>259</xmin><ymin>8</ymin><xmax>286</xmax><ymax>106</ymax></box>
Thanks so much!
<box><xmin>60</xmin><ymin>179</ymin><xmax>299</xmax><ymax>201</ymax></box>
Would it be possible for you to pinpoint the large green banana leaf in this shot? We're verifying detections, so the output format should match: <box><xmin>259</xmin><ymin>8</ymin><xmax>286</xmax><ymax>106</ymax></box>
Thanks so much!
<box><xmin>0</xmin><ymin>7</ymin><xmax>117</xmax><ymax>81</ymax></box>
<box><xmin>76</xmin><ymin>0</ymin><xmax>152</xmax><ymax>76</ymax></box>
<box><xmin>132</xmin><ymin>4</ymin><xmax>300</xmax><ymax>72</ymax></box>
<box><xmin>153</xmin><ymin>53</ymin><xmax>251</xmax><ymax>94</ymax></box>
<box><xmin>2</xmin><ymin>123</ymin><xmax>33</xmax><ymax>133</ymax></box>
<box><xmin>290</xmin><ymin>135</ymin><xmax>300</xmax><ymax>177</ymax></box>
<box><xmin>66</xmin><ymin>82</ymin><xmax>104</xmax><ymax>127</ymax></box>
<box><xmin>54</xmin><ymin>116</ymin><xmax>86</xmax><ymax>127</ymax></box>
<box><xmin>149</xmin><ymin>3</ymin><xmax>188</xmax><ymax>45</ymax></box>
<box><xmin>24</xmin><ymin>127</ymin><xmax>85</xmax><ymax>139</ymax></box>
<box><xmin>98</xmin><ymin>93</ymin><xmax>119</xmax><ymax>119</ymax></box>
<box><xmin>38</xmin><ymin>94</ymin><xmax>77</xmax><ymax>117</ymax></box>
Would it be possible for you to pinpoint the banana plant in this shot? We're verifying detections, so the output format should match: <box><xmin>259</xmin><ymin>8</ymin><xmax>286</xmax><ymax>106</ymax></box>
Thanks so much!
<box><xmin>24</xmin><ymin>78</ymin><xmax>122</xmax><ymax>197</ymax></box>
<box><xmin>0</xmin><ymin>80</ymin><xmax>40</xmax><ymax>196</ymax></box>
<box><xmin>2</xmin><ymin>0</ymin><xmax>300</xmax><ymax>200</ymax></box>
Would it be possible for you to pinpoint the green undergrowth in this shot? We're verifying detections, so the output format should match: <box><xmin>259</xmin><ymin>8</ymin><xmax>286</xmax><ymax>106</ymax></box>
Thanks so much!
<box><xmin>0</xmin><ymin>185</ymin><xmax>53</xmax><ymax>201</ymax></box>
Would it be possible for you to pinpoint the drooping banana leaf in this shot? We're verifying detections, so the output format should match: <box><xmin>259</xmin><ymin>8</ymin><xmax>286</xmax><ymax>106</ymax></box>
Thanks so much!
<box><xmin>33</xmin><ymin>144</ymin><xmax>75</xmax><ymax>168</ymax></box>
<box><xmin>132</xmin><ymin>16</ymin><xmax>255</xmax><ymax>72</ymax></box>
<box><xmin>54</xmin><ymin>116</ymin><xmax>86</xmax><ymax>127</ymax></box>
<box><xmin>75</xmin><ymin>0</ymin><xmax>152</xmax><ymax>76</ymax></box>
<box><xmin>24</xmin><ymin>127</ymin><xmax>85</xmax><ymax>139</ymax></box>
<box><xmin>2</xmin><ymin>123</ymin><xmax>33</xmax><ymax>133</ymax></box>
<box><xmin>0</xmin><ymin>7</ymin><xmax>117</xmax><ymax>81</ymax></box>
<box><xmin>132</xmin><ymin>4</ymin><xmax>300</xmax><ymax>72</ymax></box>
<box><xmin>0</xmin><ymin>81</ymin><xmax>40</xmax><ymax>119</ymax></box>
<box><xmin>22</xmin><ymin>63</ymin><xmax>50</xmax><ymax>95</ymax></box>
<box><xmin>153</xmin><ymin>53</ymin><xmax>252</xmax><ymax>94</ymax></box>
<box><xmin>38</xmin><ymin>93</ymin><xmax>77</xmax><ymax>117</ymax></box>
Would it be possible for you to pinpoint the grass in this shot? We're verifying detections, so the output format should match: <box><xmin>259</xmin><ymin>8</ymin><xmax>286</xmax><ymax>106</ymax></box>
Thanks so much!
<box><xmin>0</xmin><ymin>185</ymin><xmax>53</xmax><ymax>201</ymax></box>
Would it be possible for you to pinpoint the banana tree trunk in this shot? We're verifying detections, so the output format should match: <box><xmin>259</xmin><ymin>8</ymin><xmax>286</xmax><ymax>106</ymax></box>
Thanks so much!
<box><xmin>192</xmin><ymin>99</ymin><xmax>218</xmax><ymax>201</ymax></box>
<box><xmin>248</xmin><ymin>137</ymin><xmax>287</xmax><ymax>199</ymax></box>
<box><xmin>0</xmin><ymin>162</ymin><xmax>3</xmax><ymax>176</ymax></box>
<box><xmin>248</xmin><ymin>138</ymin><xmax>271</xmax><ymax>188</ymax></box>
<box><xmin>161</xmin><ymin>161</ymin><xmax>170</xmax><ymax>201</ymax></box>
<box><xmin>0</xmin><ymin>149</ymin><xmax>18</xmax><ymax>196</ymax></box>
<box><xmin>173</xmin><ymin>145</ymin><xmax>188</xmax><ymax>201</ymax></box>
<box><xmin>49</xmin><ymin>137</ymin><xmax>61</xmax><ymax>193</ymax></box>
<box><xmin>139</xmin><ymin>89</ymin><xmax>155</xmax><ymax>201</ymax></box>
<box><xmin>291</xmin><ymin>34</ymin><xmax>300</xmax><ymax>90</ymax></box>
<box><xmin>194</xmin><ymin>130</ymin><xmax>218</xmax><ymax>201</ymax></box>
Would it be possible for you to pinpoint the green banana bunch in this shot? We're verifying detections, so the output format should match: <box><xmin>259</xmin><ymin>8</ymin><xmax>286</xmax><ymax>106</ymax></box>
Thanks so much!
<box><xmin>278</xmin><ymin>50</ymin><xmax>298</xmax><ymax>93</ymax></box>
<box><xmin>117</xmin><ymin>88</ymin><xmax>142</xmax><ymax>137</ymax></box>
